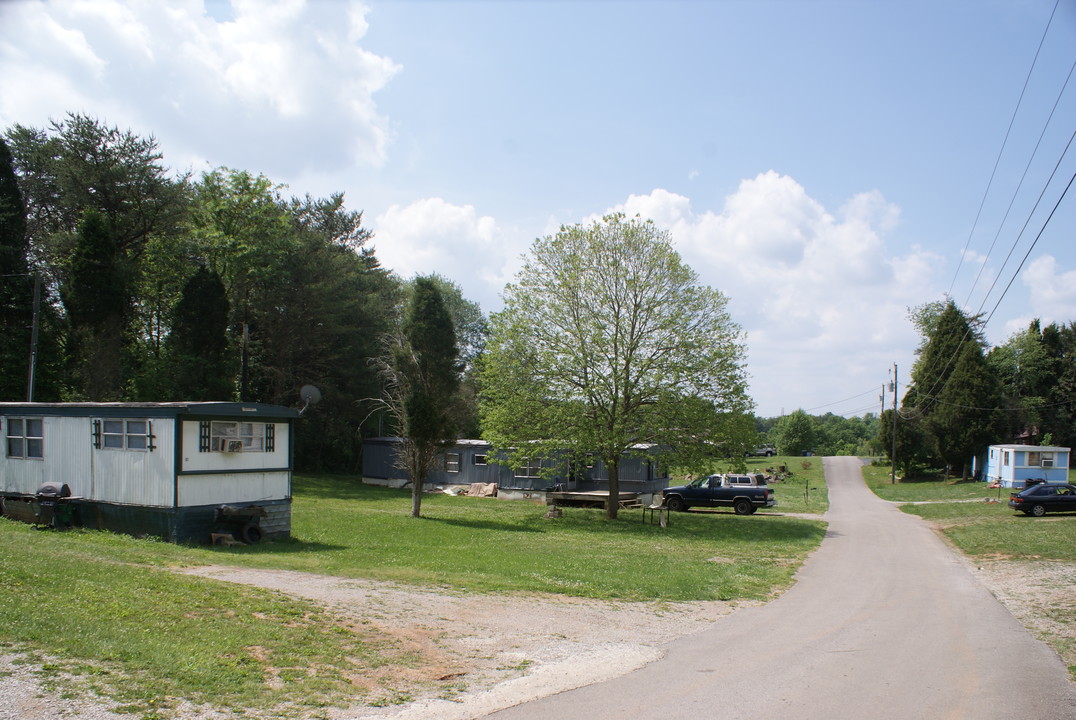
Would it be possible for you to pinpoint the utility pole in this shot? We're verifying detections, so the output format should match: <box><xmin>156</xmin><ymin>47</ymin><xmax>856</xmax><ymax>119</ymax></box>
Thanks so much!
<box><xmin>26</xmin><ymin>272</ymin><xmax>41</xmax><ymax>402</ymax></box>
<box><xmin>890</xmin><ymin>363</ymin><xmax>898</xmax><ymax>484</ymax></box>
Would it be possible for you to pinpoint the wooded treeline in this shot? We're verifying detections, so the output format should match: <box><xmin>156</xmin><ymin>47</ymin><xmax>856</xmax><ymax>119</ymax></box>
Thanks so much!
<box><xmin>0</xmin><ymin>113</ymin><xmax>483</xmax><ymax>471</ymax></box>
<box><xmin>880</xmin><ymin>300</ymin><xmax>1076</xmax><ymax>479</ymax></box>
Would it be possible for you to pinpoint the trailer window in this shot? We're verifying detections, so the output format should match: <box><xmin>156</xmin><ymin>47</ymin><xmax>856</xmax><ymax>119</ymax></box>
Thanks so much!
<box><xmin>445</xmin><ymin>452</ymin><xmax>461</xmax><ymax>473</ymax></box>
<box><xmin>97</xmin><ymin>419</ymin><xmax>154</xmax><ymax>451</ymax></box>
<box><xmin>6</xmin><ymin>417</ymin><xmax>43</xmax><ymax>459</ymax></box>
<box><xmin>515</xmin><ymin>457</ymin><xmax>542</xmax><ymax>478</ymax></box>
<box><xmin>210</xmin><ymin>421</ymin><xmax>266</xmax><ymax>452</ymax></box>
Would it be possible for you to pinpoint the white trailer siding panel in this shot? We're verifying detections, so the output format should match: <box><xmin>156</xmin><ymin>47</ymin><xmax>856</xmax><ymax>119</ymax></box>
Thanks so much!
<box><xmin>176</xmin><ymin>471</ymin><xmax>290</xmax><ymax>507</ymax></box>
<box><xmin>179</xmin><ymin>421</ymin><xmax>290</xmax><ymax>474</ymax></box>
<box><xmin>0</xmin><ymin>416</ymin><xmax>92</xmax><ymax>496</ymax></box>
<box><xmin>89</xmin><ymin>420</ymin><xmax>175</xmax><ymax>507</ymax></box>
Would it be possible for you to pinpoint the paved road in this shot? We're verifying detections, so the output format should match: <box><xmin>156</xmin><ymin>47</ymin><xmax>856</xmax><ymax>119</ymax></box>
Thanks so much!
<box><xmin>487</xmin><ymin>456</ymin><xmax>1076</xmax><ymax>720</ymax></box>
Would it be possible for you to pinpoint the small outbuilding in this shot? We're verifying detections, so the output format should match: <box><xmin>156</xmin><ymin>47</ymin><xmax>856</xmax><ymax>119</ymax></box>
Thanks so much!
<box><xmin>982</xmin><ymin>444</ymin><xmax>1071</xmax><ymax>488</ymax></box>
<box><xmin>1</xmin><ymin>401</ymin><xmax>298</xmax><ymax>543</ymax></box>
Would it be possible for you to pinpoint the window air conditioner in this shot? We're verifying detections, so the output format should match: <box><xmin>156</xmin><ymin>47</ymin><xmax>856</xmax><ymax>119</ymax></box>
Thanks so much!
<box><xmin>224</xmin><ymin>439</ymin><xmax>244</xmax><ymax>453</ymax></box>
<box><xmin>1041</xmin><ymin>459</ymin><xmax>1053</xmax><ymax>468</ymax></box>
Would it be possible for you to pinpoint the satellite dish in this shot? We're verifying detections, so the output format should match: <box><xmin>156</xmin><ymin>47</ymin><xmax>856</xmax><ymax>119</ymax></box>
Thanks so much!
<box><xmin>299</xmin><ymin>385</ymin><xmax>322</xmax><ymax>415</ymax></box>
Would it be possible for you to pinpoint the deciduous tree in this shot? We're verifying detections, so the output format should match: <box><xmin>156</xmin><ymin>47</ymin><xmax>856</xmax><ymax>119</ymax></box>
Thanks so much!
<box><xmin>480</xmin><ymin>214</ymin><xmax>751</xmax><ymax>519</ymax></box>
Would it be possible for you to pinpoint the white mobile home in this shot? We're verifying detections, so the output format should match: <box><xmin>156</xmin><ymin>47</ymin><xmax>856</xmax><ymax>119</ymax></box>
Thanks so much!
<box><xmin>983</xmin><ymin>444</ymin><xmax>1071</xmax><ymax>488</ymax></box>
<box><xmin>0</xmin><ymin>402</ymin><xmax>298</xmax><ymax>543</ymax></box>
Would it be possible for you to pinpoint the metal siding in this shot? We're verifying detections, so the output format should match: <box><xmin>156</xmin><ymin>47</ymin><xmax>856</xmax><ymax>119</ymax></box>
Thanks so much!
<box><xmin>176</xmin><ymin>471</ymin><xmax>290</xmax><ymax>506</ymax></box>
<box><xmin>89</xmin><ymin>421</ymin><xmax>175</xmax><ymax>506</ymax></box>
<box><xmin>0</xmin><ymin>416</ymin><xmax>91</xmax><ymax>496</ymax></box>
<box><xmin>179</xmin><ymin>421</ymin><xmax>290</xmax><ymax>473</ymax></box>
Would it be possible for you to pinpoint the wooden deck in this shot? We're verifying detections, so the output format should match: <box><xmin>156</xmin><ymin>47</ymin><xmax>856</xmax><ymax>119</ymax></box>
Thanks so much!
<box><xmin>546</xmin><ymin>491</ymin><xmax>642</xmax><ymax>509</ymax></box>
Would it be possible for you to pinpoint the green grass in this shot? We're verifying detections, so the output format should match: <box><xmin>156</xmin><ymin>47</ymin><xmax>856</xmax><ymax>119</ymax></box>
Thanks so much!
<box><xmin>0</xmin><ymin>525</ymin><xmax>383</xmax><ymax>718</ymax></box>
<box><xmin>0</xmin><ymin>473</ymin><xmax>827</xmax><ymax>717</ymax></box>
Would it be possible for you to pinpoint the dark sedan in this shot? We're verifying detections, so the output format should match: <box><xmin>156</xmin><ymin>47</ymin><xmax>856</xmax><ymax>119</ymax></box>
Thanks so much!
<box><xmin>1008</xmin><ymin>483</ymin><xmax>1076</xmax><ymax>517</ymax></box>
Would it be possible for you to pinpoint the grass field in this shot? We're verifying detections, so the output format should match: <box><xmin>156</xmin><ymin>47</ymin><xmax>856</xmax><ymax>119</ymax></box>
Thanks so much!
<box><xmin>0</xmin><ymin>473</ymin><xmax>826</xmax><ymax>718</ymax></box>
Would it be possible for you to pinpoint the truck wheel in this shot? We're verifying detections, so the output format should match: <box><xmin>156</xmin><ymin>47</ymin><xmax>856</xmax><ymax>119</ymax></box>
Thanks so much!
<box><xmin>666</xmin><ymin>497</ymin><xmax>687</xmax><ymax>512</ymax></box>
<box><xmin>734</xmin><ymin>499</ymin><xmax>753</xmax><ymax>515</ymax></box>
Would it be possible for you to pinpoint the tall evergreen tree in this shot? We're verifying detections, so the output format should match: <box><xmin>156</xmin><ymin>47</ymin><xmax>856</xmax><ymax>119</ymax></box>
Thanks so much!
<box><xmin>375</xmin><ymin>277</ymin><xmax>461</xmax><ymax>517</ymax></box>
<box><xmin>62</xmin><ymin>209</ymin><xmax>129</xmax><ymax>400</ymax></box>
<box><xmin>0</xmin><ymin>137</ymin><xmax>32</xmax><ymax>400</ymax></box>
<box><xmin>904</xmin><ymin>300</ymin><xmax>1002</xmax><ymax>478</ymax></box>
<box><xmin>167</xmin><ymin>266</ymin><xmax>233</xmax><ymax>400</ymax></box>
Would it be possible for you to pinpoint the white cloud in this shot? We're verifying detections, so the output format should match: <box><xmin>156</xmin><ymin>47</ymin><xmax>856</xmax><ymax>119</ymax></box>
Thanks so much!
<box><xmin>0</xmin><ymin>0</ymin><xmax>400</xmax><ymax>177</ymax></box>
<box><xmin>1022</xmin><ymin>254</ymin><xmax>1076</xmax><ymax>322</ymax></box>
<box><xmin>372</xmin><ymin>198</ymin><xmax>520</xmax><ymax>310</ymax></box>
<box><xmin>598</xmin><ymin>172</ymin><xmax>938</xmax><ymax>416</ymax></box>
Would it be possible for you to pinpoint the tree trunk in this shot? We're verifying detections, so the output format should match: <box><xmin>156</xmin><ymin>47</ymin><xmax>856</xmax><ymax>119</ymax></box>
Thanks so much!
<box><xmin>411</xmin><ymin>476</ymin><xmax>424</xmax><ymax>518</ymax></box>
<box><xmin>605</xmin><ymin>458</ymin><xmax>620</xmax><ymax>520</ymax></box>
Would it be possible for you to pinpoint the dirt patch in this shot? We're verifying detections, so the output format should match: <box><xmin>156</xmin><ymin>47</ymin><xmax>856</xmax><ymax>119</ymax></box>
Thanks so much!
<box><xmin>173</xmin><ymin>565</ymin><xmax>752</xmax><ymax>719</ymax></box>
<box><xmin>967</xmin><ymin>559</ymin><xmax>1076</xmax><ymax>677</ymax></box>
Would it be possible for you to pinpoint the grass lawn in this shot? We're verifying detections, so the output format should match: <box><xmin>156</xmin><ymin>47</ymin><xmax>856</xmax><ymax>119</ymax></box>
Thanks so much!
<box><xmin>0</xmin><ymin>473</ymin><xmax>826</xmax><ymax>718</ymax></box>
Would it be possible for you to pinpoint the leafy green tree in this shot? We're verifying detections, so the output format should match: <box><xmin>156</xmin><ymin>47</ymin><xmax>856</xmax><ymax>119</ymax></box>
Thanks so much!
<box><xmin>5</xmin><ymin>113</ymin><xmax>187</xmax><ymax>287</ymax></box>
<box><xmin>877</xmin><ymin>408</ymin><xmax>926</xmax><ymax>478</ymax></box>
<box><xmin>773</xmin><ymin>409</ymin><xmax>816</xmax><ymax>456</ymax></box>
<box><xmin>258</xmin><ymin>194</ymin><xmax>396</xmax><ymax>471</ymax></box>
<box><xmin>988</xmin><ymin>320</ymin><xmax>1052</xmax><ymax>443</ymax></box>
<box><xmin>6</xmin><ymin>115</ymin><xmax>188</xmax><ymax>400</ymax></box>
<box><xmin>375</xmin><ymin>277</ymin><xmax>461</xmax><ymax>517</ymax></box>
<box><xmin>480</xmin><ymin>214</ymin><xmax>752</xmax><ymax>519</ymax></box>
<box><xmin>1037</xmin><ymin>322</ymin><xmax>1076</xmax><ymax>449</ymax></box>
<box><xmin>186</xmin><ymin>168</ymin><xmax>298</xmax><ymax>399</ymax></box>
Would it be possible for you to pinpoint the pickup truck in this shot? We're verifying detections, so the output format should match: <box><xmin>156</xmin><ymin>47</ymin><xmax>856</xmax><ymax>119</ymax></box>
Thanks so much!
<box><xmin>661</xmin><ymin>474</ymin><xmax>776</xmax><ymax>515</ymax></box>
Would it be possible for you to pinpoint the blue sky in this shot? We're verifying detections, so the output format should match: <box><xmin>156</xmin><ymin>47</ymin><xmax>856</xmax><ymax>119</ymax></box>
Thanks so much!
<box><xmin>2</xmin><ymin>0</ymin><xmax>1075</xmax><ymax>418</ymax></box>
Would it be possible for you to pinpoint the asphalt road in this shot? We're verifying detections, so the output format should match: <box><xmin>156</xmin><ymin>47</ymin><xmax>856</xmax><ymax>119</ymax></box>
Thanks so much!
<box><xmin>486</xmin><ymin>456</ymin><xmax>1076</xmax><ymax>720</ymax></box>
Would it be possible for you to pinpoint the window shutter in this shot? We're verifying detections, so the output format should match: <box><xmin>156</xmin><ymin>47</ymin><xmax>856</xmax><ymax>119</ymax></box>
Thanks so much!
<box><xmin>199</xmin><ymin>421</ymin><xmax>211</xmax><ymax>452</ymax></box>
<box><xmin>265</xmin><ymin>423</ymin><xmax>275</xmax><ymax>452</ymax></box>
<box><xmin>92</xmin><ymin>419</ymin><xmax>102</xmax><ymax>449</ymax></box>
<box><xmin>147</xmin><ymin>420</ymin><xmax>156</xmax><ymax>451</ymax></box>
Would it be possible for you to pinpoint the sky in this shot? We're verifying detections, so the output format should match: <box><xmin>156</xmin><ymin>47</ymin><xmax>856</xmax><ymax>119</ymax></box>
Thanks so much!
<box><xmin>2</xmin><ymin>0</ymin><xmax>1075</xmax><ymax>418</ymax></box>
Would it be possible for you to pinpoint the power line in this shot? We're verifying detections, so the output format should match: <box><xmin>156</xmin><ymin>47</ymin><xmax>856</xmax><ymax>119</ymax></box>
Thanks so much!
<box><xmin>961</xmin><ymin>59</ymin><xmax>1076</xmax><ymax>311</ymax></box>
<box><xmin>975</xmin><ymin>127</ymin><xmax>1076</xmax><ymax>319</ymax></box>
<box><xmin>946</xmin><ymin>0</ymin><xmax>1062</xmax><ymax>298</ymax></box>
<box><xmin>983</xmin><ymin>168</ymin><xmax>1076</xmax><ymax>328</ymax></box>
<box><xmin>803</xmin><ymin>386</ymin><xmax>880</xmax><ymax>413</ymax></box>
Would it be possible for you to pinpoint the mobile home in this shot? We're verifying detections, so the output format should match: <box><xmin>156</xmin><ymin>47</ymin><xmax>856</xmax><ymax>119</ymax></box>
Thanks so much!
<box><xmin>1</xmin><ymin>402</ymin><xmax>298</xmax><ymax>543</ymax></box>
<box><xmin>983</xmin><ymin>444</ymin><xmax>1070</xmax><ymax>488</ymax></box>
<box><xmin>362</xmin><ymin>437</ymin><xmax>670</xmax><ymax>501</ymax></box>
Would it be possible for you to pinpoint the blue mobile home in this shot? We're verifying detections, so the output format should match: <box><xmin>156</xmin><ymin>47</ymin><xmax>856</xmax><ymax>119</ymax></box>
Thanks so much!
<box><xmin>361</xmin><ymin>437</ymin><xmax>670</xmax><ymax>500</ymax></box>
<box><xmin>983</xmin><ymin>444</ymin><xmax>1070</xmax><ymax>488</ymax></box>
